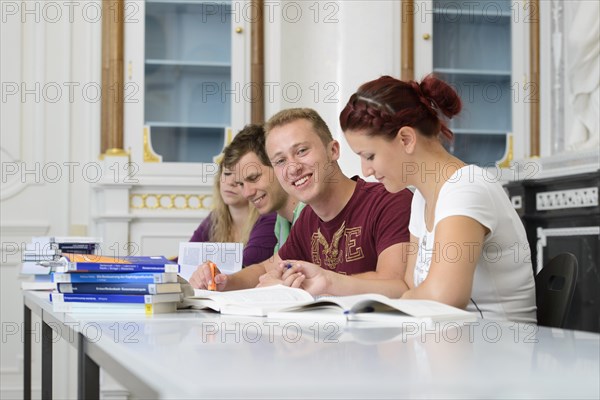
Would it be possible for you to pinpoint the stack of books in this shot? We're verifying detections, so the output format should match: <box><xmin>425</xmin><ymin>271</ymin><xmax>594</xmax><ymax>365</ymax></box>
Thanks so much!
<box><xmin>47</xmin><ymin>254</ymin><xmax>185</xmax><ymax>314</ymax></box>
<box><xmin>21</xmin><ymin>236</ymin><xmax>102</xmax><ymax>291</ymax></box>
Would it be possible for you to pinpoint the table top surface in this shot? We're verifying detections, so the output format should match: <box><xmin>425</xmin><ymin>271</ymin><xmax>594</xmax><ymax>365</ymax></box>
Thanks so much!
<box><xmin>24</xmin><ymin>291</ymin><xmax>600</xmax><ymax>399</ymax></box>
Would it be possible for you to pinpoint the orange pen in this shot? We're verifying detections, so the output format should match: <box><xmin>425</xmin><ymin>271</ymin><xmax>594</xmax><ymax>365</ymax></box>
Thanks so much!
<box><xmin>208</xmin><ymin>261</ymin><xmax>217</xmax><ymax>291</ymax></box>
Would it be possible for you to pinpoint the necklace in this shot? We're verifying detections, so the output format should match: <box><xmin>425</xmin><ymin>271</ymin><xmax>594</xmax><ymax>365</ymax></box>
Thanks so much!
<box><xmin>424</xmin><ymin>178</ymin><xmax>440</xmax><ymax>231</ymax></box>
<box><xmin>424</xmin><ymin>155</ymin><xmax>454</xmax><ymax>230</ymax></box>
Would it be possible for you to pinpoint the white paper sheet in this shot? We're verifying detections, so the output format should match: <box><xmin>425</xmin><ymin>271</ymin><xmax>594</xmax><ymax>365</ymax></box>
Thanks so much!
<box><xmin>177</xmin><ymin>242</ymin><xmax>243</xmax><ymax>281</ymax></box>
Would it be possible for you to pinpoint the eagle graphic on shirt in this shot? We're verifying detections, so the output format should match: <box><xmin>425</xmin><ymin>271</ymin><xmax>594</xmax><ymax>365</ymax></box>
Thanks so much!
<box><xmin>312</xmin><ymin>221</ymin><xmax>346</xmax><ymax>270</ymax></box>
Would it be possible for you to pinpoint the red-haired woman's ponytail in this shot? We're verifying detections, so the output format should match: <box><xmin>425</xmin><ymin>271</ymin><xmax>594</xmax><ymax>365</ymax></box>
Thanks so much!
<box><xmin>419</xmin><ymin>74</ymin><xmax>462</xmax><ymax>119</ymax></box>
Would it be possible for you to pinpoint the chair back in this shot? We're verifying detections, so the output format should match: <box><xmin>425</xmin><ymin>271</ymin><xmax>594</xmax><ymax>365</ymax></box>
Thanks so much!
<box><xmin>535</xmin><ymin>253</ymin><xmax>578</xmax><ymax>328</ymax></box>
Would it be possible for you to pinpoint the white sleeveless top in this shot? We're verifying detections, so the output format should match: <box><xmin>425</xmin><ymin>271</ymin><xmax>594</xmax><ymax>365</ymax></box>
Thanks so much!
<box><xmin>409</xmin><ymin>165</ymin><xmax>536</xmax><ymax>323</ymax></box>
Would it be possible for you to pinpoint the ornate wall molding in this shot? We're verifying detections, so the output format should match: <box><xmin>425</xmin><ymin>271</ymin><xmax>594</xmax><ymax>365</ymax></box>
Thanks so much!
<box><xmin>130</xmin><ymin>194</ymin><xmax>213</xmax><ymax>210</ymax></box>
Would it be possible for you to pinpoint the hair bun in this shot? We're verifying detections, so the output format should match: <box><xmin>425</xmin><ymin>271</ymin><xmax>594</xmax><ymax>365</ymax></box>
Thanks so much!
<box><xmin>419</xmin><ymin>74</ymin><xmax>462</xmax><ymax>118</ymax></box>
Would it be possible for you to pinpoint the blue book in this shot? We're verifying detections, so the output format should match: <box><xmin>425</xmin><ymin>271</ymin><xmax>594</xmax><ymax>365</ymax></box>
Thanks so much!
<box><xmin>50</xmin><ymin>292</ymin><xmax>182</xmax><ymax>304</ymax></box>
<box><xmin>56</xmin><ymin>282</ymin><xmax>182</xmax><ymax>295</ymax></box>
<box><xmin>51</xmin><ymin>301</ymin><xmax>176</xmax><ymax>314</ymax></box>
<box><xmin>42</xmin><ymin>254</ymin><xmax>179</xmax><ymax>273</ymax></box>
<box><xmin>52</xmin><ymin>272</ymin><xmax>178</xmax><ymax>284</ymax></box>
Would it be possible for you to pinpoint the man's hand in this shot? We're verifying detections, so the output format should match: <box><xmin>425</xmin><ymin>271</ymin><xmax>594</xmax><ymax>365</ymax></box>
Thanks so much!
<box><xmin>188</xmin><ymin>262</ymin><xmax>228</xmax><ymax>291</ymax></box>
<box><xmin>268</xmin><ymin>261</ymin><xmax>330</xmax><ymax>295</ymax></box>
<box><xmin>289</xmin><ymin>261</ymin><xmax>330</xmax><ymax>295</ymax></box>
<box><xmin>257</xmin><ymin>262</ymin><xmax>305</xmax><ymax>288</ymax></box>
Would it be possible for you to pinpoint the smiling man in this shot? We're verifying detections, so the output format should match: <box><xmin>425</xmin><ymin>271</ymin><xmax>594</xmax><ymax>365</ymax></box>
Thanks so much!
<box><xmin>259</xmin><ymin>108</ymin><xmax>413</xmax><ymax>297</ymax></box>
<box><xmin>188</xmin><ymin>124</ymin><xmax>303</xmax><ymax>290</ymax></box>
<box><xmin>190</xmin><ymin>110</ymin><xmax>413</xmax><ymax>297</ymax></box>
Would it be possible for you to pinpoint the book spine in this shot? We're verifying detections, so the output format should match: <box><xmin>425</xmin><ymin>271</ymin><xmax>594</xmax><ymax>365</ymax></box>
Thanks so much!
<box><xmin>66</xmin><ymin>263</ymin><xmax>179</xmax><ymax>273</ymax></box>
<box><xmin>50</xmin><ymin>292</ymin><xmax>147</xmax><ymax>304</ymax></box>
<box><xmin>52</xmin><ymin>272</ymin><xmax>175</xmax><ymax>283</ymax></box>
<box><xmin>52</xmin><ymin>302</ymin><xmax>176</xmax><ymax>314</ymax></box>
<box><xmin>52</xmin><ymin>236</ymin><xmax>102</xmax><ymax>244</ymax></box>
<box><xmin>57</xmin><ymin>244</ymin><xmax>98</xmax><ymax>253</ymax></box>
<box><xmin>57</xmin><ymin>283</ymin><xmax>156</xmax><ymax>295</ymax></box>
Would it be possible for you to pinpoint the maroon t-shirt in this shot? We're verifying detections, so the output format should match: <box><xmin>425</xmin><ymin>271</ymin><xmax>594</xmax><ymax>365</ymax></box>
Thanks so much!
<box><xmin>278</xmin><ymin>177</ymin><xmax>412</xmax><ymax>275</ymax></box>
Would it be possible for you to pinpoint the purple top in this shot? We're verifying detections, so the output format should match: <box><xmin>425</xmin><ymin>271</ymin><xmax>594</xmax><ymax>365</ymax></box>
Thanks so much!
<box><xmin>189</xmin><ymin>212</ymin><xmax>278</xmax><ymax>266</ymax></box>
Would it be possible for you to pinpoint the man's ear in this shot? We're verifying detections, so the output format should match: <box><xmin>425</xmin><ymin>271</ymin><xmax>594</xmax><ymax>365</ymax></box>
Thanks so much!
<box><xmin>328</xmin><ymin>140</ymin><xmax>341</xmax><ymax>161</ymax></box>
<box><xmin>397</xmin><ymin>127</ymin><xmax>417</xmax><ymax>154</ymax></box>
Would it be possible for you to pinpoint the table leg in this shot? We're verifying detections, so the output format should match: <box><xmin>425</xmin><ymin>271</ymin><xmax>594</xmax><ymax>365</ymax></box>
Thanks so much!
<box><xmin>78</xmin><ymin>333</ymin><xmax>99</xmax><ymax>399</ymax></box>
<box><xmin>23</xmin><ymin>305</ymin><xmax>31</xmax><ymax>400</ymax></box>
<box><xmin>42</xmin><ymin>321</ymin><xmax>53</xmax><ymax>399</ymax></box>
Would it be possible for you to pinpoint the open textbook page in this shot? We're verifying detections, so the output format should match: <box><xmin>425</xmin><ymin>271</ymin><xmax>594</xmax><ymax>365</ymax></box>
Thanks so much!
<box><xmin>182</xmin><ymin>285</ymin><xmax>314</xmax><ymax>316</ymax></box>
<box><xmin>269</xmin><ymin>293</ymin><xmax>476</xmax><ymax>324</ymax></box>
<box><xmin>182</xmin><ymin>285</ymin><xmax>476</xmax><ymax>323</ymax></box>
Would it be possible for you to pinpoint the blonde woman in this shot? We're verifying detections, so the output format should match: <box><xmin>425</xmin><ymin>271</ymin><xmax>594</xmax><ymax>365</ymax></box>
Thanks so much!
<box><xmin>188</xmin><ymin>138</ymin><xmax>277</xmax><ymax>266</ymax></box>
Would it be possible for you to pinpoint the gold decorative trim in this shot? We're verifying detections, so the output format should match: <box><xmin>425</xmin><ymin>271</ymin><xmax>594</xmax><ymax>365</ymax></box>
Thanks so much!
<box><xmin>101</xmin><ymin>0</ymin><xmax>125</xmax><ymax>153</ymax></box>
<box><xmin>225</xmin><ymin>127</ymin><xmax>233</xmax><ymax>145</ymax></box>
<box><xmin>497</xmin><ymin>134</ymin><xmax>514</xmax><ymax>168</ymax></box>
<box><xmin>98</xmin><ymin>148</ymin><xmax>130</xmax><ymax>161</ymax></box>
<box><xmin>213</xmin><ymin>127</ymin><xmax>235</xmax><ymax>164</ymax></box>
<box><xmin>401</xmin><ymin>0</ymin><xmax>414</xmax><ymax>81</ymax></box>
<box><xmin>143</xmin><ymin>126</ymin><xmax>161</xmax><ymax>163</ymax></box>
<box><xmin>529</xmin><ymin>0</ymin><xmax>540</xmax><ymax>157</ymax></box>
<box><xmin>173</xmin><ymin>194</ymin><xmax>188</xmax><ymax>210</ymax></box>
<box><xmin>250</xmin><ymin>0</ymin><xmax>264</xmax><ymax>124</ymax></box>
<box><xmin>130</xmin><ymin>194</ymin><xmax>212</xmax><ymax>210</ymax></box>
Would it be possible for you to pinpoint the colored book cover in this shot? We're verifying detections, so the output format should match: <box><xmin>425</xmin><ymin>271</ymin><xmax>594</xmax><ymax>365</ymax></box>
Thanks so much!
<box><xmin>52</xmin><ymin>272</ymin><xmax>178</xmax><ymax>284</ymax></box>
<box><xmin>56</xmin><ymin>282</ymin><xmax>182</xmax><ymax>295</ymax></box>
<box><xmin>51</xmin><ymin>301</ymin><xmax>177</xmax><ymax>314</ymax></box>
<box><xmin>50</xmin><ymin>292</ymin><xmax>182</xmax><ymax>304</ymax></box>
<box><xmin>51</xmin><ymin>254</ymin><xmax>179</xmax><ymax>273</ymax></box>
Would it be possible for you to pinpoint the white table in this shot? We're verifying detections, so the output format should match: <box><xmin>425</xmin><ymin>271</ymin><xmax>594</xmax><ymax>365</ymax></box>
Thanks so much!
<box><xmin>23</xmin><ymin>291</ymin><xmax>600</xmax><ymax>399</ymax></box>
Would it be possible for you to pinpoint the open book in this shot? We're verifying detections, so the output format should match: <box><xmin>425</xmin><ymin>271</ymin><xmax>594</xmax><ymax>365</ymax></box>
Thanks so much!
<box><xmin>182</xmin><ymin>285</ymin><xmax>476</xmax><ymax>324</ymax></box>
<box><xmin>183</xmin><ymin>285</ymin><xmax>314</xmax><ymax>316</ymax></box>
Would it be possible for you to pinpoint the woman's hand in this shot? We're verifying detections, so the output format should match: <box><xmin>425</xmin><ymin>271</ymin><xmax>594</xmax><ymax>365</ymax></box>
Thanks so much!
<box><xmin>188</xmin><ymin>262</ymin><xmax>228</xmax><ymax>291</ymax></box>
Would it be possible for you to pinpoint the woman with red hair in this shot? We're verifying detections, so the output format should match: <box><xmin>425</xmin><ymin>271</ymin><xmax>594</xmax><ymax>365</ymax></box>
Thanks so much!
<box><xmin>285</xmin><ymin>75</ymin><xmax>536</xmax><ymax>323</ymax></box>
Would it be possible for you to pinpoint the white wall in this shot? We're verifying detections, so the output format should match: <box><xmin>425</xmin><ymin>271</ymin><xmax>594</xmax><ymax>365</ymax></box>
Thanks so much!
<box><xmin>1</xmin><ymin>1</ymin><xmax>101</xmax><ymax>397</ymax></box>
<box><xmin>265</xmin><ymin>0</ymin><xmax>400</xmax><ymax>178</ymax></box>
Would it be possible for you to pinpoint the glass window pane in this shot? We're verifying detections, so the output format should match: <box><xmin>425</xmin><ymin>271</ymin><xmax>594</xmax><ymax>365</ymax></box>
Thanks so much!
<box><xmin>446</xmin><ymin>134</ymin><xmax>507</xmax><ymax>167</ymax></box>
<box><xmin>150</xmin><ymin>126</ymin><xmax>225</xmax><ymax>163</ymax></box>
<box><xmin>439</xmin><ymin>73</ymin><xmax>512</xmax><ymax>133</ymax></box>
<box><xmin>144</xmin><ymin>1</ymin><xmax>232</xmax><ymax>163</ymax></box>
<box><xmin>145</xmin><ymin>64</ymin><xmax>231</xmax><ymax>126</ymax></box>
<box><xmin>432</xmin><ymin>0</ymin><xmax>513</xmax><ymax>166</ymax></box>
<box><xmin>146</xmin><ymin>2</ymin><xmax>231</xmax><ymax>63</ymax></box>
